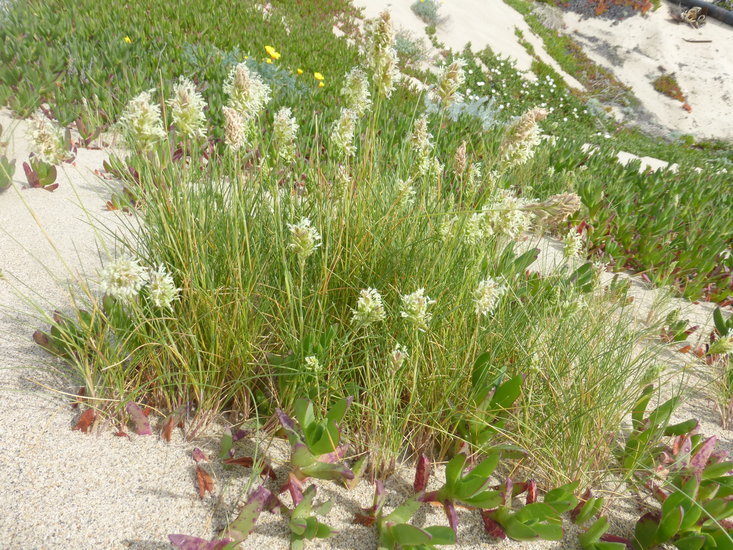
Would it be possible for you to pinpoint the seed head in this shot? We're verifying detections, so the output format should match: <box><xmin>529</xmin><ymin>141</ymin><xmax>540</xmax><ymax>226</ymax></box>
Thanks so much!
<box><xmin>351</xmin><ymin>288</ymin><xmax>387</xmax><ymax>327</ymax></box>
<box><xmin>119</xmin><ymin>90</ymin><xmax>167</xmax><ymax>151</ymax></box>
<box><xmin>100</xmin><ymin>256</ymin><xmax>146</xmax><ymax>302</ymax></box>
<box><xmin>167</xmin><ymin>76</ymin><xmax>207</xmax><ymax>139</ymax></box>
<box><xmin>400</xmin><ymin>288</ymin><xmax>436</xmax><ymax>331</ymax></box>
<box><xmin>27</xmin><ymin>111</ymin><xmax>71</xmax><ymax>165</ymax></box>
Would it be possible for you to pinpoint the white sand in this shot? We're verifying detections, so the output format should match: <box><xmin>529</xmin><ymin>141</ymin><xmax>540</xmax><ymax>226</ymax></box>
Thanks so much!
<box><xmin>355</xmin><ymin>0</ymin><xmax>586</xmax><ymax>90</ymax></box>
<box><xmin>561</xmin><ymin>5</ymin><xmax>733</xmax><ymax>140</ymax></box>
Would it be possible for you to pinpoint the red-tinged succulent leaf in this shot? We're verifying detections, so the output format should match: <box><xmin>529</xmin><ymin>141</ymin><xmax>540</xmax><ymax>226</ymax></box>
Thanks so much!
<box><xmin>225</xmin><ymin>485</ymin><xmax>274</xmax><ymax>543</ymax></box>
<box><xmin>318</xmin><ymin>443</ymin><xmax>350</xmax><ymax>463</ymax></box>
<box><xmin>600</xmin><ymin>533</ymin><xmax>633</xmax><ymax>547</ymax></box>
<box><xmin>690</xmin><ymin>436</ymin><xmax>717</xmax><ymax>474</ymax></box>
<box><xmin>527</xmin><ymin>480</ymin><xmax>537</xmax><ymax>504</ymax></box>
<box><xmin>480</xmin><ymin>510</ymin><xmax>506</xmax><ymax>539</ymax></box>
<box><xmin>44</xmin><ymin>183</ymin><xmax>59</xmax><ymax>192</ymax></box>
<box><xmin>114</xmin><ymin>430</ymin><xmax>130</xmax><ymax>438</ymax></box>
<box><xmin>192</xmin><ymin>448</ymin><xmax>208</xmax><ymax>463</ymax></box>
<box><xmin>23</xmin><ymin>161</ymin><xmax>40</xmax><ymax>187</ymax></box>
<box><xmin>571</xmin><ymin>489</ymin><xmax>593</xmax><ymax>521</ymax></box>
<box><xmin>709</xmin><ymin>450</ymin><xmax>730</xmax><ymax>464</ymax></box>
<box><xmin>673</xmin><ymin>435</ymin><xmax>692</xmax><ymax>457</ymax></box>
<box><xmin>414</xmin><ymin>454</ymin><xmax>430</xmax><ymax>492</ymax></box>
<box><xmin>287</xmin><ymin>473</ymin><xmax>305</xmax><ymax>506</ymax></box>
<box><xmin>276</xmin><ymin>408</ymin><xmax>299</xmax><ymax>434</ymax></box>
<box><xmin>32</xmin><ymin>330</ymin><xmax>51</xmax><ymax>350</ymax></box>
<box><xmin>73</xmin><ymin>408</ymin><xmax>96</xmax><ymax>433</ymax></box>
<box><xmin>444</xmin><ymin>500</ymin><xmax>458</xmax><ymax>532</ymax></box>
<box><xmin>125</xmin><ymin>402</ymin><xmax>152</xmax><ymax>435</ymax></box>
<box><xmin>196</xmin><ymin>465</ymin><xmax>214</xmax><ymax>499</ymax></box>
<box><xmin>168</xmin><ymin>534</ymin><xmax>232</xmax><ymax>550</ymax></box>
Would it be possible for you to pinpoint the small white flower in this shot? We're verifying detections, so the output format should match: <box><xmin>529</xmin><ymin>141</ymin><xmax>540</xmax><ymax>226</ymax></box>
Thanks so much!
<box><xmin>287</xmin><ymin>217</ymin><xmax>322</xmax><ymax>259</ymax></box>
<box><xmin>351</xmin><ymin>288</ymin><xmax>386</xmax><ymax>326</ymax></box>
<box><xmin>167</xmin><ymin>76</ymin><xmax>207</xmax><ymax>139</ymax></box>
<box><xmin>473</xmin><ymin>276</ymin><xmax>506</xmax><ymax>317</ymax></box>
<box><xmin>224</xmin><ymin>62</ymin><xmax>271</xmax><ymax>119</ymax></box>
<box><xmin>331</xmin><ymin>108</ymin><xmax>357</xmax><ymax>157</ymax></box>
<box><xmin>400</xmin><ymin>288</ymin><xmax>436</xmax><ymax>331</ymax></box>
<box><xmin>390</xmin><ymin>344</ymin><xmax>409</xmax><ymax>370</ymax></box>
<box><xmin>563</xmin><ymin>229</ymin><xmax>584</xmax><ymax>258</ymax></box>
<box><xmin>305</xmin><ymin>355</ymin><xmax>323</xmax><ymax>373</ymax></box>
<box><xmin>341</xmin><ymin>67</ymin><xmax>372</xmax><ymax>116</ymax></box>
<box><xmin>100</xmin><ymin>256</ymin><xmax>146</xmax><ymax>302</ymax></box>
<box><xmin>27</xmin><ymin>110</ymin><xmax>71</xmax><ymax>165</ymax></box>
<box><xmin>146</xmin><ymin>264</ymin><xmax>180</xmax><ymax>308</ymax></box>
<box><xmin>223</xmin><ymin>106</ymin><xmax>247</xmax><ymax>151</ymax></box>
<box><xmin>273</xmin><ymin>106</ymin><xmax>299</xmax><ymax>162</ymax></box>
<box><xmin>119</xmin><ymin>90</ymin><xmax>167</xmax><ymax>151</ymax></box>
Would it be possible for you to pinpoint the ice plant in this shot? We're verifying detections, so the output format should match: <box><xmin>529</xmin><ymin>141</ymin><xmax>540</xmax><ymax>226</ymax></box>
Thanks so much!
<box><xmin>27</xmin><ymin>110</ymin><xmax>71</xmax><ymax>165</ymax></box>
<box><xmin>119</xmin><ymin>90</ymin><xmax>166</xmax><ymax>151</ymax></box>
<box><xmin>287</xmin><ymin>218</ymin><xmax>322</xmax><ymax>260</ymax></box>
<box><xmin>276</xmin><ymin>398</ymin><xmax>355</xmax><ymax>505</ymax></box>
<box><xmin>563</xmin><ymin>228</ymin><xmax>584</xmax><ymax>259</ymax></box>
<box><xmin>330</xmin><ymin>108</ymin><xmax>357</xmax><ymax>158</ymax></box>
<box><xmin>273</xmin><ymin>106</ymin><xmax>298</xmax><ymax>162</ymax></box>
<box><xmin>341</xmin><ymin>67</ymin><xmax>371</xmax><ymax>116</ymax></box>
<box><xmin>100</xmin><ymin>256</ymin><xmax>146</xmax><ymax>302</ymax></box>
<box><xmin>224</xmin><ymin>62</ymin><xmax>271</xmax><ymax>119</ymax></box>
<box><xmin>400</xmin><ymin>288</ymin><xmax>435</xmax><ymax>331</ymax></box>
<box><xmin>474</xmin><ymin>276</ymin><xmax>506</xmax><ymax>317</ymax></box>
<box><xmin>431</xmin><ymin>58</ymin><xmax>465</xmax><ymax>110</ymax></box>
<box><xmin>146</xmin><ymin>264</ymin><xmax>180</xmax><ymax>309</ymax></box>
<box><xmin>408</xmin><ymin>114</ymin><xmax>434</xmax><ymax>176</ymax></box>
<box><xmin>167</xmin><ymin>76</ymin><xmax>207</xmax><ymax>139</ymax></box>
<box><xmin>351</xmin><ymin>288</ymin><xmax>386</xmax><ymax>327</ymax></box>
<box><xmin>223</xmin><ymin>106</ymin><xmax>247</xmax><ymax>151</ymax></box>
<box><xmin>498</xmin><ymin>107</ymin><xmax>548</xmax><ymax>170</ymax></box>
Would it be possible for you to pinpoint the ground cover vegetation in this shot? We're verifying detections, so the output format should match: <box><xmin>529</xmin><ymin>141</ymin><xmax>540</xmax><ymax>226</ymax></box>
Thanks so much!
<box><xmin>2</xmin><ymin>0</ymin><xmax>731</xmax><ymax>301</ymax></box>
<box><xmin>3</xmin><ymin>0</ymin><xmax>733</xmax><ymax>547</ymax></box>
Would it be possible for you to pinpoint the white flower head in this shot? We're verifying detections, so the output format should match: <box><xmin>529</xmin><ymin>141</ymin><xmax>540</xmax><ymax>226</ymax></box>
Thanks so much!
<box><xmin>499</xmin><ymin>107</ymin><xmax>548</xmax><ymax>170</ymax></box>
<box><xmin>100</xmin><ymin>256</ymin><xmax>146</xmax><ymax>302</ymax></box>
<box><xmin>400</xmin><ymin>288</ymin><xmax>436</xmax><ymax>331</ymax></box>
<box><xmin>273</xmin><ymin>106</ymin><xmax>299</xmax><ymax>162</ymax></box>
<box><xmin>147</xmin><ymin>264</ymin><xmax>180</xmax><ymax>309</ymax></box>
<box><xmin>167</xmin><ymin>76</ymin><xmax>207</xmax><ymax>139</ymax></box>
<box><xmin>27</xmin><ymin>110</ymin><xmax>71</xmax><ymax>165</ymax></box>
<box><xmin>331</xmin><ymin>108</ymin><xmax>357</xmax><ymax>157</ymax></box>
<box><xmin>224</xmin><ymin>62</ymin><xmax>271</xmax><ymax>119</ymax></box>
<box><xmin>351</xmin><ymin>288</ymin><xmax>386</xmax><ymax>327</ymax></box>
<box><xmin>305</xmin><ymin>355</ymin><xmax>323</xmax><ymax>373</ymax></box>
<box><xmin>341</xmin><ymin>67</ymin><xmax>372</xmax><ymax>116</ymax></box>
<box><xmin>396</xmin><ymin>178</ymin><xmax>416</xmax><ymax>208</ymax></box>
<box><xmin>431</xmin><ymin>58</ymin><xmax>466</xmax><ymax>110</ymax></box>
<box><xmin>287</xmin><ymin>217</ymin><xmax>322</xmax><ymax>260</ymax></box>
<box><xmin>409</xmin><ymin>114</ymin><xmax>434</xmax><ymax>176</ymax></box>
<box><xmin>563</xmin><ymin>228</ymin><xmax>584</xmax><ymax>258</ymax></box>
<box><xmin>390</xmin><ymin>344</ymin><xmax>409</xmax><ymax>370</ymax></box>
<box><xmin>474</xmin><ymin>276</ymin><xmax>506</xmax><ymax>317</ymax></box>
<box><xmin>119</xmin><ymin>90</ymin><xmax>167</xmax><ymax>151</ymax></box>
<box><xmin>223</xmin><ymin>106</ymin><xmax>247</xmax><ymax>151</ymax></box>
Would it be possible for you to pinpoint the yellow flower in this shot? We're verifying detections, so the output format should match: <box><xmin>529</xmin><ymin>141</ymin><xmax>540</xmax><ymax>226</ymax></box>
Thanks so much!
<box><xmin>265</xmin><ymin>45</ymin><xmax>281</xmax><ymax>59</ymax></box>
<box><xmin>319</xmin><ymin>82</ymin><xmax>325</xmax><ymax>88</ymax></box>
<box><xmin>123</xmin><ymin>36</ymin><xmax>132</xmax><ymax>44</ymax></box>
<box><xmin>266</xmin><ymin>58</ymin><xmax>272</xmax><ymax>64</ymax></box>
<box><xmin>297</xmin><ymin>68</ymin><xmax>303</xmax><ymax>75</ymax></box>
<box><xmin>244</xmin><ymin>55</ymin><xmax>249</xmax><ymax>59</ymax></box>
<box><xmin>314</xmin><ymin>72</ymin><xmax>324</xmax><ymax>81</ymax></box>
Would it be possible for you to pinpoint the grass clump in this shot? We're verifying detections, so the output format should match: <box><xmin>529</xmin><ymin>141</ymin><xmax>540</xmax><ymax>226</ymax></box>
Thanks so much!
<box><xmin>32</xmin><ymin>27</ymin><xmax>662</xmax><ymax>486</ymax></box>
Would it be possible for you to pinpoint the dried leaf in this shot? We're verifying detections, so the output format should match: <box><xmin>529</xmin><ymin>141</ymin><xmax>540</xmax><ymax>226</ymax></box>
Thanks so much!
<box><xmin>480</xmin><ymin>510</ymin><xmax>506</xmax><ymax>539</ymax></box>
<box><xmin>71</xmin><ymin>386</ymin><xmax>86</xmax><ymax>409</ymax></box>
<box><xmin>73</xmin><ymin>408</ymin><xmax>96</xmax><ymax>433</ymax></box>
<box><xmin>678</xmin><ymin>345</ymin><xmax>692</xmax><ymax>354</ymax></box>
<box><xmin>161</xmin><ymin>416</ymin><xmax>176</xmax><ymax>442</ymax></box>
<box><xmin>196</xmin><ymin>465</ymin><xmax>214</xmax><ymax>499</ymax></box>
<box><xmin>223</xmin><ymin>456</ymin><xmax>277</xmax><ymax>479</ymax></box>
